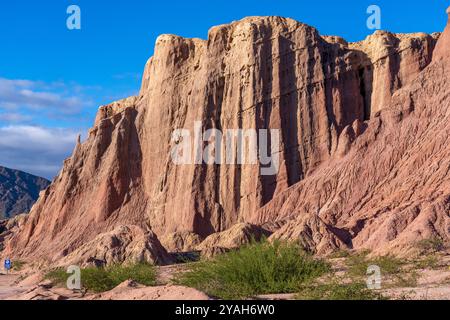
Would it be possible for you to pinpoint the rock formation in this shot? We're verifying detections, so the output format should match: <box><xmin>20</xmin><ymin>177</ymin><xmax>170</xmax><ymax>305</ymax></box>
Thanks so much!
<box><xmin>196</xmin><ymin>223</ymin><xmax>271</xmax><ymax>252</ymax></box>
<box><xmin>3</xmin><ymin>8</ymin><xmax>450</xmax><ymax>263</ymax></box>
<box><xmin>56</xmin><ymin>225</ymin><xmax>173</xmax><ymax>267</ymax></box>
<box><xmin>160</xmin><ymin>231</ymin><xmax>203</xmax><ymax>253</ymax></box>
<box><xmin>433</xmin><ymin>6</ymin><xmax>450</xmax><ymax>61</ymax></box>
<box><xmin>0</xmin><ymin>166</ymin><xmax>50</xmax><ymax>219</ymax></box>
<box><xmin>267</xmin><ymin>213</ymin><xmax>348</xmax><ymax>254</ymax></box>
<box><xmin>252</xmin><ymin>8</ymin><xmax>450</xmax><ymax>255</ymax></box>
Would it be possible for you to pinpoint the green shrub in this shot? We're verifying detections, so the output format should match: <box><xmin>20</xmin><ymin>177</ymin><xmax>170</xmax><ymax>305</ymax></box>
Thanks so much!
<box><xmin>12</xmin><ymin>260</ymin><xmax>26</xmax><ymax>271</ymax></box>
<box><xmin>414</xmin><ymin>254</ymin><xmax>440</xmax><ymax>270</ymax></box>
<box><xmin>346</xmin><ymin>252</ymin><xmax>371</xmax><ymax>277</ymax></box>
<box><xmin>296</xmin><ymin>280</ymin><xmax>387</xmax><ymax>300</ymax></box>
<box><xmin>374</xmin><ymin>255</ymin><xmax>404</xmax><ymax>275</ymax></box>
<box><xmin>347</xmin><ymin>254</ymin><xmax>404</xmax><ymax>277</ymax></box>
<box><xmin>78</xmin><ymin>268</ymin><xmax>116</xmax><ymax>293</ymax></box>
<box><xmin>416</xmin><ymin>237</ymin><xmax>445</xmax><ymax>253</ymax></box>
<box><xmin>45</xmin><ymin>262</ymin><xmax>156</xmax><ymax>293</ymax></box>
<box><xmin>176</xmin><ymin>241</ymin><xmax>330</xmax><ymax>299</ymax></box>
<box><xmin>328</xmin><ymin>250</ymin><xmax>351</xmax><ymax>259</ymax></box>
<box><xmin>392</xmin><ymin>271</ymin><xmax>419</xmax><ymax>288</ymax></box>
<box><xmin>107</xmin><ymin>263</ymin><xmax>157</xmax><ymax>287</ymax></box>
<box><xmin>45</xmin><ymin>268</ymin><xmax>68</xmax><ymax>285</ymax></box>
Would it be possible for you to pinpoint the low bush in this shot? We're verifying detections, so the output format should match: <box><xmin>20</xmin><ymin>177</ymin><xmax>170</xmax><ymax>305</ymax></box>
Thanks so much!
<box><xmin>45</xmin><ymin>262</ymin><xmax>156</xmax><ymax>293</ymax></box>
<box><xmin>414</xmin><ymin>254</ymin><xmax>440</xmax><ymax>270</ymax></box>
<box><xmin>176</xmin><ymin>241</ymin><xmax>330</xmax><ymax>299</ymax></box>
<box><xmin>416</xmin><ymin>237</ymin><xmax>445</xmax><ymax>253</ymax></box>
<box><xmin>12</xmin><ymin>260</ymin><xmax>26</xmax><ymax>271</ymax></box>
<box><xmin>296</xmin><ymin>280</ymin><xmax>386</xmax><ymax>300</ymax></box>
<box><xmin>347</xmin><ymin>253</ymin><xmax>404</xmax><ymax>277</ymax></box>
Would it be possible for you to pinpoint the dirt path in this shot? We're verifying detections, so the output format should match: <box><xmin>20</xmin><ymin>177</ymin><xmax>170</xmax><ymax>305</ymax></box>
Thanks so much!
<box><xmin>156</xmin><ymin>264</ymin><xmax>188</xmax><ymax>285</ymax></box>
<box><xmin>0</xmin><ymin>273</ymin><xmax>31</xmax><ymax>300</ymax></box>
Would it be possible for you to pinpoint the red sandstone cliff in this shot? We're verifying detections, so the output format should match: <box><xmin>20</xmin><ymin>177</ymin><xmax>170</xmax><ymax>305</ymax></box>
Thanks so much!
<box><xmin>3</xmin><ymin>9</ymin><xmax>449</xmax><ymax>264</ymax></box>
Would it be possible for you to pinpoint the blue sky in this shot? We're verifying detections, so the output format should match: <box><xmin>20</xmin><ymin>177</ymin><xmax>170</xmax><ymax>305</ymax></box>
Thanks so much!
<box><xmin>0</xmin><ymin>0</ymin><xmax>448</xmax><ymax>179</ymax></box>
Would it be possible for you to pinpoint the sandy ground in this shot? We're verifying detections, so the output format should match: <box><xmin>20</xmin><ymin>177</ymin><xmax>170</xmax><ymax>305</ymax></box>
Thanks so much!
<box><xmin>0</xmin><ymin>256</ymin><xmax>448</xmax><ymax>300</ymax></box>
<box><xmin>0</xmin><ymin>268</ymin><xmax>209</xmax><ymax>300</ymax></box>
<box><xmin>383</xmin><ymin>268</ymin><xmax>450</xmax><ymax>300</ymax></box>
<box><xmin>0</xmin><ymin>273</ymin><xmax>31</xmax><ymax>299</ymax></box>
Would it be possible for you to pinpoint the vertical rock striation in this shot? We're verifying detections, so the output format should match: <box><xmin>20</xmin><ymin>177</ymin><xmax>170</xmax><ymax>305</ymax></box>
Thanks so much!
<box><xmin>4</xmin><ymin>11</ymin><xmax>449</xmax><ymax>262</ymax></box>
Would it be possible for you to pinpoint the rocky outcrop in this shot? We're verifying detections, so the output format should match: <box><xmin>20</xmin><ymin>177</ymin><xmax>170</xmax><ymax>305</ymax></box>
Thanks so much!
<box><xmin>268</xmin><ymin>213</ymin><xmax>349</xmax><ymax>254</ymax></box>
<box><xmin>0</xmin><ymin>166</ymin><xmax>50</xmax><ymax>219</ymax></box>
<box><xmin>7</xmin><ymin>279</ymin><xmax>210</xmax><ymax>300</ymax></box>
<box><xmin>349</xmin><ymin>31</ymin><xmax>438</xmax><ymax>117</ymax></box>
<box><xmin>0</xmin><ymin>214</ymin><xmax>28</xmax><ymax>250</ymax></box>
<box><xmin>4</xmin><ymin>9</ymin><xmax>450</xmax><ymax>261</ymax></box>
<box><xmin>160</xmin><ymin>231</ymin><xmax>203</xmax><ymax>253</ymax></box>
<box><xmin>89</xmin><ymin>281</ymin><xmax>210</xmax><ymax>300</ymax></box>
<box><xmin>197</xmin><ymin>223</ymin><xmax>271</xmax><ymax>251</ymax></box>
<box><xmin>8</xmin><ymin>290</ymin><xmax>67</xmax><ymax>301</ymax></box>
<box><xmin>433</xmin><ymin>7</ymin><xmax>450</xmax><ymax>61</ymax></box>
<box><xmin>56</xmin><ymin>225</ymin><xmax>173</xmax><ymax>267</ymax></box>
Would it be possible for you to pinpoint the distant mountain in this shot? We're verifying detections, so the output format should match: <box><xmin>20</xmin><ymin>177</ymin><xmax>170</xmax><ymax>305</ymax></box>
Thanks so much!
<box><xmin>0</xmin><ymin>166</ymin><xmax>50</xmax><ymax>219</ymax></box>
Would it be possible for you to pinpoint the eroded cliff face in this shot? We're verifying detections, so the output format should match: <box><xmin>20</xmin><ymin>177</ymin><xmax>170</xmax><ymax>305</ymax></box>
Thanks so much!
<box><xmin>433</xmin><ymin>7</ymin><xmax>450</xmax><ymax>61</ymax></box>
<box><xmin>252</xmin><ymin>10</ymin><xmax>450</xmax><ymax>255</ymax></box>
<box><xmin>4</xmin><ymin>12</ymin><xmax>449</xmax><ymax>263</ymax></box>
<box><xmin>254</xmin><ymin>56</ymin><xmax>450</xmax><ymax>255</ymax></box>
<box><xmin>135</xmin><ymin>17</ymin><xmax>439</xmax><ymax>238</ymax></box>
<box><xmin>350</xmin><ymin>31</ymin><xmax>438</xmax><ymax>117</ymax></box>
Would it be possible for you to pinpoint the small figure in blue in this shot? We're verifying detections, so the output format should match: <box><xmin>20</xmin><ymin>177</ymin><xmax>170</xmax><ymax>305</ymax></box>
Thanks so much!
<box><xmin>4</xmin><ymin>258</ymin><xmax>11</xmax><ymax>274</ymax></box>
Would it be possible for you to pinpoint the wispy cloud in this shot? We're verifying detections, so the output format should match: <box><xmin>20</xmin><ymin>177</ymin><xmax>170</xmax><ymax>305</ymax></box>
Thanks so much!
<box><xmin>0</xmin><ymin>76</ymin><xmax>138</xmax><ymax>178</ymax></box>
<box><xmin>0</xmin><ymin>112</ymin><xmax>32</xmax><ymax>122</ymax></box>
<box><xmin>0</xmin><ymin>125</ymin><xmax>79</xmax><ymax>179</ymax></box>
<box><xmin>0</xmin><ymin>77</ymin><xmax>94</xmax><ymax>119</ymax></box>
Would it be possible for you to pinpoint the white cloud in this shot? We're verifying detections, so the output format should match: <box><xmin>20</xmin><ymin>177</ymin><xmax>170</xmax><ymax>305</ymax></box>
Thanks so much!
<box><xmin>0</xmin><ymin>77</ymin><xmax>92</xmax><ymax>114</ymax></box>
<box><xmin>0</xmin><ymin>77</ymin><xmax>138</xmax><ymax>179</ymax></box>
<box><xmin>0</xmin><ymin>125</ymin><xmax>80</xmax><ymax>179</ymax></box>
<box><xmin>0</xmin><ymin>112</ymin><xmax>32</xmax><ymax>122</ymax></box>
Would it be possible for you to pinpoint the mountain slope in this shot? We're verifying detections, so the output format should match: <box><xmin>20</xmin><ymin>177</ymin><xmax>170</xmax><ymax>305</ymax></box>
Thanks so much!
<box><xmin>0</xmin><ymin>166</ymin><xmax>50</xmax><ymax>219</ymax></box>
